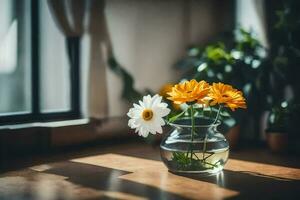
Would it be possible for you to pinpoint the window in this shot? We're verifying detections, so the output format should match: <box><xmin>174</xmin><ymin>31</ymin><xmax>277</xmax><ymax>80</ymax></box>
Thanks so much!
<box><xmin>0</xmin><ymin>0</ymin><xmax>31</xmax><ymax>115</ymax></box>
<box><xmin>236</xmin><ymin>0</ymin><xmax>268</xmax><ymax>46</ymax></box>
<box><xmin>0</xmin><ymin>0</ymin><xmax>80</xmax><ymax>125</ymax></box>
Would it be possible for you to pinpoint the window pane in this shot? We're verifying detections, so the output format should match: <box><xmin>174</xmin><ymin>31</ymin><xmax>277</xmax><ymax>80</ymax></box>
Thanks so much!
<box><xmin>39</xmin><ymin>0</ymin><xmax>71</xmax><ymax>113</ymax></box>
<box><xmin>0</xmin><ymin>0</ymin><xmax>31</xmax><ymax>114</ymax></box>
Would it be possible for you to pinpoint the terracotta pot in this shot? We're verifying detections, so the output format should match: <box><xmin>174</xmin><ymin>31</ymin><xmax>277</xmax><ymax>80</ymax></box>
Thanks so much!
<box><xmin>225</xmin><ymin>125</ymin><xmax>240</xmax><ymax>150</ymax></box>
<box><xmin>266</xmin><ymin>132</ymin><xmax>288</xmax><ymax>153</ymax></box>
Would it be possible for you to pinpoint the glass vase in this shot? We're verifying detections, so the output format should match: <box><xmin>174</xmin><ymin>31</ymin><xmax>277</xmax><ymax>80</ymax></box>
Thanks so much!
<box><xmin>160</xmin><ymin>118</ymin><xmax>229</xmax><ymax>175</ymax></box>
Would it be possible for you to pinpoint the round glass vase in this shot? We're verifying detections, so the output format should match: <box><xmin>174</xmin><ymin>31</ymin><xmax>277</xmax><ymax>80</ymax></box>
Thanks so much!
<box><xmin>160</xmin><ymin>118</ymin><xmax>229</xmax><ymax>175</ymax></box>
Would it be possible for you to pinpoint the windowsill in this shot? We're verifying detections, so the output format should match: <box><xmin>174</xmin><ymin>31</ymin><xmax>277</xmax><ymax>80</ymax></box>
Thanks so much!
<box><xmin>0</xmin><ymin>118</ymin><xmax>90</xmax><ymax>130</ymax></box>
<box><xmin>0</xmin><ymin>117</ymin><xmax>132</xmax><ymax>159</ymax></box>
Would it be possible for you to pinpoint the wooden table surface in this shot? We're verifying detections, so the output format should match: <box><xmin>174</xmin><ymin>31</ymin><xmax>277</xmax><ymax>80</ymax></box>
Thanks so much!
<box><xmin>0</xmin><ymin>142</ymin><xmax>300</xmax><ymax>200</ymax></box>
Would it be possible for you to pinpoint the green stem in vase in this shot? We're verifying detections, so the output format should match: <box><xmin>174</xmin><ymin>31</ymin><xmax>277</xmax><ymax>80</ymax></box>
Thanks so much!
<box><xmin>213</xmin><ymin>105</ymin><xmax>223</xmax><ymax>124</ymax></box>
<box><xmin>203</xmin><ymin>152</ymin><xmax>214</xmax><ymax>160</ymax></box>
<box><xmin>202</xmin><ymin>105</ymin><xmax>222</xmax><ymax>161</ymax></box>
<box><xmin>202</xmin><ymin>133</ymin><xmax>208</xmax><ymax>160</ymax></box>
<box><xmin>190</xmin><ymin>105</ymin><xmax>195</xmax><ymax>162</ymax></box>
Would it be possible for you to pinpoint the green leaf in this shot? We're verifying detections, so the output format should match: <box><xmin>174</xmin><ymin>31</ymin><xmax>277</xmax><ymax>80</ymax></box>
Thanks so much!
<box><xmin>167</xmin><ymin>109</ymin><xmax>187</xmax><ymax>123</ymax></box>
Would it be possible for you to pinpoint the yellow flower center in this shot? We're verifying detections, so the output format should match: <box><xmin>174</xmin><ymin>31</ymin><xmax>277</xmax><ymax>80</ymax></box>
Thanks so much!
<box><xmin>142</xmin><ymin>109</ymin><xmax>154</xmax><ymax>121</ymax></box>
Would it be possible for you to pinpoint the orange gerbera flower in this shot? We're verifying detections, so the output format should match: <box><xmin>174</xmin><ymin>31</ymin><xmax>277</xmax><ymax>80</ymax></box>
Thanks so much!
<box><xmin>167</xmin><ymin>79</ymin><xmax>210</xmax><ymax>105</ymax></box>
<box><xmin>159</xmin><ymin>83</ymin><xmax>180</xmax><ymax>110</ymax></box>
<box><xmin>159</xmin><ymin>83</ymin><xmax>173</xmax><ymax>97</ymax></box>
<box><xmin>208</xmin><ymin>82</ymin><xmax>247</xmax><ymax>111</ymax></box>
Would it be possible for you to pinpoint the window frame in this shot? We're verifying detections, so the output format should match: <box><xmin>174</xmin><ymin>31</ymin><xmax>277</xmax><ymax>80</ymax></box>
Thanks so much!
<box><xmin>0</xmin><ymin>0</ymin><xmax>81</xmax><ymax>125</ymax></box>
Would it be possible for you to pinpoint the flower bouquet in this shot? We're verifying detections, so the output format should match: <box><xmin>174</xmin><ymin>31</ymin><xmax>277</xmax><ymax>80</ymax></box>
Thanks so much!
<box><xmin>127</xmin><ymin>79</ymin><xmax>246</xmax><ymax>174</ymax></box>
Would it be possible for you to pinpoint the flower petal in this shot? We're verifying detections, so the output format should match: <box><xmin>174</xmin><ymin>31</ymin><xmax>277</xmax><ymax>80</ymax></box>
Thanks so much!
<box><xmin>153</xmin><ymin>106</ymin><xmax>170</xmax><ymax>117</ymax></box>
<box><xmin>138</xmin><ymin>126</ymin><xmax>149</xmax><ymax>137</ymax></box>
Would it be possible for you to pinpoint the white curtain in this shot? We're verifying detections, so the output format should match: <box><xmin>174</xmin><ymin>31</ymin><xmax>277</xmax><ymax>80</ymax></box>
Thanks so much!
<box><xmin>80</xmin><ymin>0</ymin><xmax>111</xmax><ymax>119</ymax></box>
<box><xmin>47</xmin><ymin>0</ymin><xmax>86</xmax><ymax>37</ymax></box>
<box><xmin>47</xmin><ymin>0</ymin><xmax>111</xmax><ymax>119</ymax></box>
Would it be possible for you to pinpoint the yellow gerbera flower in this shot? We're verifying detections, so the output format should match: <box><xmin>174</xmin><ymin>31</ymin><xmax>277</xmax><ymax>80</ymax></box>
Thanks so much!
<box><xmin>208</xmin><ymin>82</ymin><xmax>247</xmax><ymax>111</ymax></box>
<box><xmin>167</xmin><ymin>79</ymin><xmax>210</xmax><ymax>105</ymax></box>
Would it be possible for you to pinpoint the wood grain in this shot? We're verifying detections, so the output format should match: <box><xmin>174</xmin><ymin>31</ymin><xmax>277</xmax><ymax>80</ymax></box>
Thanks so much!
<box><xmin>0</xmin><ymin>143</ymin><xmax>299</xmax><ymax>200</ymax></box>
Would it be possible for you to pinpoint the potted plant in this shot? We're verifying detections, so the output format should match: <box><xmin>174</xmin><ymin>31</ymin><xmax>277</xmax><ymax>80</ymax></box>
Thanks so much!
<box><xmin>285</xmin><ymin>103</ymin><xmax>300</xmax><ymax>154</ymax></box>
<box><xmin>174</xmin><ymin>28</ymin><xmax>267</xmax><ymax>146</ymax></box>
<box><xmin>265</xmin><ymin>104</ymin><xmax>289</xmax><ymax>153</ymax></box>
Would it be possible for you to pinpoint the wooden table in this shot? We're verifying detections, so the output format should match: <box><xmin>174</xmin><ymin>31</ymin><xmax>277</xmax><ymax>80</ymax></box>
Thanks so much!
<box><xmin>0</xmin><ymin>142</ymin><xmax>300</xmax><ymax>200</ymax></box>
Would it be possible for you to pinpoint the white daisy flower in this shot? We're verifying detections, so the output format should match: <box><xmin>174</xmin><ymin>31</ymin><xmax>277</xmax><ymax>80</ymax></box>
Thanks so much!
<box><xmin>127</xmin><ymin>94</ymin><xmax>171</xmax><ymax>137</ymax></box>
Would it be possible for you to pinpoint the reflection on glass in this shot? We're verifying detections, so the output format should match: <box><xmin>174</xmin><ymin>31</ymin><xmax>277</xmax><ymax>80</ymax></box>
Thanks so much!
<box><xmin>216</xmin><ymin>171</ymin><xmax>225</xmax><ymax>187</ymax></box>
<box><xmin>0</xmin><ymin>0</ymin><xmax>31</xmax><ymax>114</ymax></box>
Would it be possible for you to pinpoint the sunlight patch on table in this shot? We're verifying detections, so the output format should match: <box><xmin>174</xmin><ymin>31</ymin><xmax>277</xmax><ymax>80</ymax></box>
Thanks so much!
<box><xmin>226</xmin><ymin>159</ymin><xmax>300</xmax><ymax>180</ymax></box>
<box><xmin>72</xmin><ymin>154</ymin><xmax>239</xmax><ymax>200</ymax></box>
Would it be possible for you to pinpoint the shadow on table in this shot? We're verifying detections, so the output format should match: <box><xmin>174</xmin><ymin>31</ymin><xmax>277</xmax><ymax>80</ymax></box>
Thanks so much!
<box><xmin>42</xmin><ymin>161</ymin><xmax>185</xmax><ymax>200</ymax></box>
<box><xmin>180</xmin><ymin>169</ymin><xmax>300</xmax><ymax>200</ymax></box>
<box><xmin>0</xmin><ymin>161</ymin><xmax>186</xmax><ymax>200</ymax></box>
